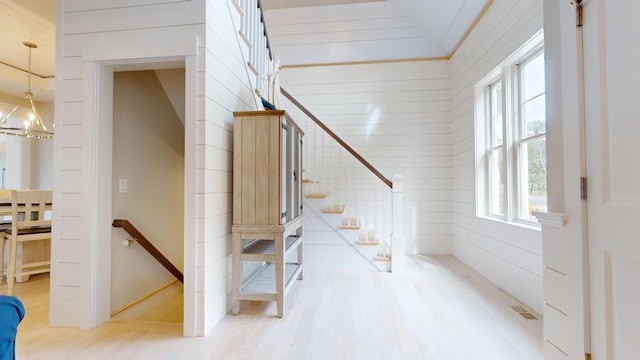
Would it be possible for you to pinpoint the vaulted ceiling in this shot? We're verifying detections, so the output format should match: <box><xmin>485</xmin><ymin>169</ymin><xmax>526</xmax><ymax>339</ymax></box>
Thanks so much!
<box><xmin>263</xmin><ymin>0</ymin><xmax>491</xmax><ymax>66</ymax></box>
<box><xmin>0</xmin><ymin>0</ymin><xmax>490</xmax><ymax>101</ymax></box>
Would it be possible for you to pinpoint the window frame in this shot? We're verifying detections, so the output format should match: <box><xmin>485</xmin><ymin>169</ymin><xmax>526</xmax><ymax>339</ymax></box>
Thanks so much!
<box><xmin>474</xmin><ymin>30</ymin><xmax>546</xmax><ymax>227</ymax></box>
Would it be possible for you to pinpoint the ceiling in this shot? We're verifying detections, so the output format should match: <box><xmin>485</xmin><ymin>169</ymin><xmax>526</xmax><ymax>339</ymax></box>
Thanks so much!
<box><xmin>0</xmin><ymin>0</ymin><xmax>56</xmax><ymax>103</ymax></box>
<box><xmin>0</xmin><ymin>0</ymin><xmax>490</xmax><ymax>101</ymax></box>
<box><xmin>263</xmin><ymin>0</ymin><xmax>491</xmax><ymax>66</ymax></box>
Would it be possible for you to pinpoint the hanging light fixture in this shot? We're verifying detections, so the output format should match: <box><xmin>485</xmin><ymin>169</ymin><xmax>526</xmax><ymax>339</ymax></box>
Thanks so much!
<box><xmin>0</xmin><ymin>41</ymin><xmax>53</xmax><ymax>139</ymax></box>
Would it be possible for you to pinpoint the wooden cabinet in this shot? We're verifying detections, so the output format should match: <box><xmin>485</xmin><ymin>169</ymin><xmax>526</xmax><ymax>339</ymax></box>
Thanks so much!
<box><xmin>231</xmin><ymin>110</ymin><xmax>304</xmax><ymax>317</ymax></box>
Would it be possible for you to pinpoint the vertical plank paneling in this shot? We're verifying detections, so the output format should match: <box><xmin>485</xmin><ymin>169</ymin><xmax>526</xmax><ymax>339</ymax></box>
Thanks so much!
<box><xmin>255</xmin><ymin>118</ymin><xmax>270</xmax><ymax>224</ymax></box>
<box><xmin>241</xmin><ymin>117</ymin><xmax>257</xmax><ymax>225</ymax></box>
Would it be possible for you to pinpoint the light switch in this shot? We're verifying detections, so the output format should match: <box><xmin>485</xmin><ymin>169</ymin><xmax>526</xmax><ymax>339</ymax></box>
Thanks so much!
<box><xmin>119</xmin><ymin>179</ymin><xmax>128</xmax><ymax>193</ymax></box>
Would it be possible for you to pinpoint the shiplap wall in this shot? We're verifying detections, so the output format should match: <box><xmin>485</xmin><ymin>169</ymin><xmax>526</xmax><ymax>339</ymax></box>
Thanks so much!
<box><xmin>199</xmin><ymin>0</ymin><xmax>256</xmax><ymax>332</ymax></box>
<box><xmin>53</xmin><ymin>0</ymin><xmax>256</xmax><ymax>335</ymax></box>
<box><xmin>280</xmin><ymin>61</ymin><xmax>452</xmax><ymax>254</ymax></box>
<box><xmin>449</xmin><ymin>0</ymin><xmax>544</xmax><ymax>314</ymax></box>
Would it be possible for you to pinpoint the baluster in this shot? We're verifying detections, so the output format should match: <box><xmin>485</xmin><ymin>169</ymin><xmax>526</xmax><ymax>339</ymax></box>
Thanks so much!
<box><xmin>258</xmin><ymin>24</ymin><xmax>265</xmax><ymax>90</ymax></box>
<box><xmin>313</xmin><ymin>125</ymin><xmax>319</xmax><ymax>195</ymax></box>
<box><xmin>247</xmin><ymin>1</ymin><xmax>253</xmax><ymax>46</ymax></box>
<box><xmin>341</xmin><ymin>157</ymin><xmax>352</xmax><ymax>227</ymax></box>
<box><xmin>323</xmin><ymin>143</ymin><xmax>336</xmax><ymax>212</ymax></box>
<box><xmin>241</xmin><ymin>0</ymin><xmax>247</xmax><ymax>35</ymax></box>
<box><xmin>336</xmin><ymin>147</ymin><xmax>344</xmax><ymax>211</ymax></box>
<box><xmin>254</xmin><ymin>7</ymin><xmax>260</xmax><ymax>68</ymax></box>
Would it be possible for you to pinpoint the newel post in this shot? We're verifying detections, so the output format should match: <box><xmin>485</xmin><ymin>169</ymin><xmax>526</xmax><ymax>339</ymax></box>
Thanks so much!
<box><xmin>391</xmin><ymin>174</ymin><xmax>405</xmax><ymax>272</ymax></box>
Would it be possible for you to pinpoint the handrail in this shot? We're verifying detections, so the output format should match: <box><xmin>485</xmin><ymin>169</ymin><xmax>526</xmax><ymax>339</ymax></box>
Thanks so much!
<box><xmin>280</xmin><ymin>87</ymin><xmax>392</xmax><ymax>188</ymax></box>
<box><xmin>112</xmin><ymin>219</ymin><xmax>184</xmax><ymax>283</ymax></box>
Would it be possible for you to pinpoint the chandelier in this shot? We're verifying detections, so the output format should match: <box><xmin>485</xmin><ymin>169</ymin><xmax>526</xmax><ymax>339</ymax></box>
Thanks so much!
<box><xmin>0</xmin><ymin>41</ymin><xmax>54</xmax><ymax>139</ymax></box>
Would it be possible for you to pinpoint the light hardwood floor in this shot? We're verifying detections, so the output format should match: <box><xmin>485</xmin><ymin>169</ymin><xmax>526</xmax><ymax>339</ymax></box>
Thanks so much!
<box><xmin>5</xmin><ymin>255</ymin><xmax>543</xmax><ymax>359</ymax></box>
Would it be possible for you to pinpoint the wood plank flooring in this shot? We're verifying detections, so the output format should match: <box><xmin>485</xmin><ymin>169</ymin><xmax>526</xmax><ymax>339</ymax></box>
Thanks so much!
<box><xmin>110</xmin><ymin>280</ymin><xmax>183</xmax><ymax>323</ymax></box>
<box><xmin>5</xmin><ymin>255</ymin><xmax>543</xmax><ymax>359</ymax></box>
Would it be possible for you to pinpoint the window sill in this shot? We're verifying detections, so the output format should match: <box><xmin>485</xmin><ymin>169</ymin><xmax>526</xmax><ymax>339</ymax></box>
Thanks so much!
<box><xmin>476</xmin><ymin>215</ymin><xmax>541</xmax><ymax>232</ymax></box>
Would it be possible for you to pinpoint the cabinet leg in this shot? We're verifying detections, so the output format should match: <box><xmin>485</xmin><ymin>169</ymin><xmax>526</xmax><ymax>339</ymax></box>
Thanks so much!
<box><xmin>275</xmin><ymin>233</ymin><xmax>284</xmax><ymax>318</ymax></box>
<box><xmin>231</xmin><ymin>232</ymin><xmax>242</xmax><ymax>315</ymax></box>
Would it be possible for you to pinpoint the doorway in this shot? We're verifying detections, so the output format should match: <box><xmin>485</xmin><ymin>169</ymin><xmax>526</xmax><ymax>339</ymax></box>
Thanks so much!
<box><xmin>110</xmin><ymin>69</ymin><xmax>185</xmax><ymax>323</ymax></box>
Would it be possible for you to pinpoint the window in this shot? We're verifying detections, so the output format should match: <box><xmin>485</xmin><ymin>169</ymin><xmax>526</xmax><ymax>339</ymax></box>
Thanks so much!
<box><xmin>475</xmin><ymin>31</ymin><xmax>547</xmax><ymax>225</ymax></box>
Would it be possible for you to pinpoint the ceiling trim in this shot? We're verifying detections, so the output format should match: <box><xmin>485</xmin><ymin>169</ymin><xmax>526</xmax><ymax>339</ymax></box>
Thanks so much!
<box><xmin>0</xmin><ymin>60</ymin><xmax>55</xmax><ymax>79</ymax></box>
<box><xmin>448</xmin><ymin>0</ymin><xmax>494</xmax><ymax>59</ymax></box>
<box><xmin>280</xmin><ymin>0</ymin><xmax>494</xmax><ymax>69</ymax></box>
<box><xmin>281</xmin><ymin>56</ymin><xmax>449</xmax><ymax>69</ymax></box>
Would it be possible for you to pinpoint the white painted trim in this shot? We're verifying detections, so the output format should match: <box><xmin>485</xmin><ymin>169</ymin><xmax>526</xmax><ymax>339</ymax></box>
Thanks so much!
<box><xmin>543</xmin><ymin>0</ymin><xmax>590</xmax><ymax>358</ymax></box>
<box><xmin>533</xmin><ymin>211</ymin><xmax>568</xmax><ymax>228</ymax></box>
<box><xmin>65</xmin><ymin>54</ymin><xmax>198</xmax><ymax>332</ymax></box>
<box><xmin>92</xmin><ymin>64</ymin><xmax>115</xmax><ymax>327</ymax></box>
<box><xmin>183</xmin><ymin>52</ymin><xmax>198</xmax><ymax>337</ymax></box>
<box><xmin>84</xmin><ymin>57</ymin><xmax>197</xmax><ymax>329</ymax></box>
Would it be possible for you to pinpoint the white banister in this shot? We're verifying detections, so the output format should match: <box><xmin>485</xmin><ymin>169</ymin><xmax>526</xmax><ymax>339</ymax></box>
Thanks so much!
<box><xmin>390</xmin><ymin>174</ymin><xmax>405</xmax><ymax>272</ymax></box>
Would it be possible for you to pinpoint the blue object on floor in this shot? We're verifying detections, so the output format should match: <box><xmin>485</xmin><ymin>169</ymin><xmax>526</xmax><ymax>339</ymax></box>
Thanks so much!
<box><xmin>0</xmin><ymin>296</ymin><xmax>25</xmax><ymax>360</ymax></box>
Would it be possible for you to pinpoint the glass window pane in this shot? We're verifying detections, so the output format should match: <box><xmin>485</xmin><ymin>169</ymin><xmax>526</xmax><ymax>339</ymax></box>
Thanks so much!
<box><xmin>490</xmin><ymin>82</ymin><xmax>503</xmax><ymax>146</ymax></box>
<box><xmin>519</xmin><ymin>137</ymin><xmax>547</xmax><ymax>220</ymax></box>
<box><xmin>524</xmin><ymin>95</ymin><xmax>546</xmax><ymax>136</ymax></box>
<box><xmin>522</xmin><ymin>52</ymin><xmax>545</xmax><ymax>101</ymax></box>
<box><xmin>488</xmin><ymin>147</ymin><xmax>504</xmax><ymax>216</ymax></box>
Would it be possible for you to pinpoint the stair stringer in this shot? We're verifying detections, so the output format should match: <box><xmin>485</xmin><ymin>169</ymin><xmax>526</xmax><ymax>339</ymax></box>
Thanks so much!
<box><xmin>304</xmin><ymin>197</ymin><xmax>390</xmax><ymax>271</ymax></box>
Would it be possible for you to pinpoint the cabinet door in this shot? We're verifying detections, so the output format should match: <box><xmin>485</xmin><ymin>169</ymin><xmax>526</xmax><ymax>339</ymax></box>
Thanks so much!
<box><xmin>293</xmin><ymin>128</ymin><xmax>302</xmax><ymax>219</ymax></box>
<box><xmin>280</xmin><ymin>116</ymin><xmax>303</xmax><ymax>223</ymax></box>
<box><xmin>281</xmin><ymin>117</ymin><xmax>291</xmax><ymax>224</ymax></box>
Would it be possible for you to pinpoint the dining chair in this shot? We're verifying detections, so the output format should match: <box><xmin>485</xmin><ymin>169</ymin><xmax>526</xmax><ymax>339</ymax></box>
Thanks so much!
<box><xmin>0</xmin><ymin>223</ymin><xmax>11</xmax><ymax>284</ymax></box>
<box><xmin>5</xmin><ymin>190</ymin><xmax>52</xmax><ymax>295</ymax></box>
<box><xmin>0</xmin><ymin>190</ymin><xmax>15</xmax><ymax>283</ymax></box>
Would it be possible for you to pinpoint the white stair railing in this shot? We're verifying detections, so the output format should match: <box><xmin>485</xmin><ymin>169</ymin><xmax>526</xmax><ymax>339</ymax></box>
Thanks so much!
<box><xmin>282</xmin><ymin>89</ymin><xmax>405</xmax><ymax>272</ymax></box>
<box><xmin>230</xmin><ymin>0</ymin><xmax>405</xmax><ymax>272</ymax></box>
<box><xmin>233</xmin><ymin>0</ymin><xmax>277</xmax><ymax>106</ymax></box>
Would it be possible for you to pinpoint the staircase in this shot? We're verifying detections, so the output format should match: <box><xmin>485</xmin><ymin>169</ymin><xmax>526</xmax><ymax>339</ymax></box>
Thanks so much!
<box><xmin>230</xmin><ymin>0</ymin><xmax>405</xmax><ymax>272</ymax></box>
<box><xmin>282</xmin><ymin>91</ymin><xmax>404</xmax><ymax>272</ymax></box>
<box><xmin>303</xmin><ymin>197</ymin><xmax>388</xmax><ymax>272</ymax></box>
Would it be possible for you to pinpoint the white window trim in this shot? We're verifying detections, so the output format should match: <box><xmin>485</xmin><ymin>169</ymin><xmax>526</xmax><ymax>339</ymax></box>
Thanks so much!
<box><xmin>474</xmin><ymin>30</ymin><xmax>545</xmax><ymax>228</ymax></box>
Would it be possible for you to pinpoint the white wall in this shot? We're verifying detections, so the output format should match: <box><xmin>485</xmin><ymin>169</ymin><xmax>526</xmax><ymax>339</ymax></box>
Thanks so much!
<box><xmin>30</xmin><ymin>101</ymin><xmax>54</xmax><ymax>190</ymax></box>
<box><xmin>449</xmin><ymin>0</ymin><xmax>544</xmax><ymax>314</ymax></box>
<box><xmin>4</xmin><ymin>136</ymin><xmax>30</xmax><ymax>189</ymax></box>
<box><xmin>280</xmin><ymin>61</ymin><xmax>452</xmax><ymax>254</ymax></box>
<box><xmin>53</xmin><ymin>0</ymin><xmax>256</xmax><ymax>335</ymax></box>
<box><xmin>266</xmin><ymin>0</ymin><xmax>544</xmax><ymax>316</ymax></box>
<box><xmin>111</xmin><ymin>70</ymin><xmax>184</xmax><ymax>312</ymax></box>
<box><xmin>0</xmin><ymin>99</ymin><xmax>53</xmax><ymax>190</ymax></box>
<box><xmin>197</xmin><ymin>0</ymin><xmax>256</xmax><ymax>332</ymax></box>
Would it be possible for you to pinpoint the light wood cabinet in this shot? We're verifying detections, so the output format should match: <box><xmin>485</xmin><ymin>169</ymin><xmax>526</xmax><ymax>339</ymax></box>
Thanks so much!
<box><xmin>231</xmin><ymin>110</ymin><xmax>304</xmax><ymax>317</ymax></box>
